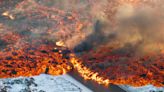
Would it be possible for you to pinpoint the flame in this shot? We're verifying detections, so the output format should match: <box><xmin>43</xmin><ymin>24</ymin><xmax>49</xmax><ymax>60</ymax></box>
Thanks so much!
<box><xmin>0</xmin><ymin>29</ymin><xmax>163</xmax><ymax>87</ymax></box>
<box><xmin>56</xmin><ymin>41</ymin><xmax>65</xmax><ymax>47</ymax></box>
<box><xmin>69</xmin><ymin>51</ymin><xmax>164</xmax><ymax>87</ymax></box>
<box><xmin>0</xmin><ymin>44</ymin><xmax>72</xmax><ymax>78</ymax></box>
<box><xmin>2</xmin><ymin>11</ymin><xmax>9</xmax><ymax>16</ymax></box>
<box><xmin>74</xmin><ymin>45</ymin><xmax>164</xmax><ymax>87</ymax></box>
<box><xmin>0</xmin><ymin>28</ymin><xmax>71</xmax><ymax>78</ymax></box>
<box><xmin>0</xmin><ymin>0</ymin><xmax>82</xmax><ymax>78</ymax></box>
<box><xmin>70</xmin><ymin>56</ymin><xmax>110</xmax><ymax>86</ymax></box>
<box><xmin>2</xmin><ymin>11</ymin><xmax>15</xmax><ymax>20</ymax></box>
<box><xmin>0</xmin><ymin>0</ymin><xmax>163</xmax><ymax>88</ymax></box>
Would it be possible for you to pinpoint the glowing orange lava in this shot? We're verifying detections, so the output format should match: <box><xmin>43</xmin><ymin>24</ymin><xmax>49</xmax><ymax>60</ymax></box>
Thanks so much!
<box><xmin>76</xmin><ymin>45</ymin><xmax>164</xmax><ymax>87</ymax></box>
<box><xmin>0</xmin><ymin>0</ymin><xmax>163</xmax><ymax>88</ymax></box>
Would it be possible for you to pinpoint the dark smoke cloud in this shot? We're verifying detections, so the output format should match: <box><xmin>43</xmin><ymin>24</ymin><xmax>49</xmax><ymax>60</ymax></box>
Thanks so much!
<box><xmin>74</xmin><ymin>20</ymin><xmax>116</xmax><ymax>52</ymax></box>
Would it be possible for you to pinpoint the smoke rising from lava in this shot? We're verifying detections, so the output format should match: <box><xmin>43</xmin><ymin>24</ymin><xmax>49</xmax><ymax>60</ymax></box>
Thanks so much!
<box><xmin>1</xmin><ymin>0</ymin><xmax>164</xmax><ymax>56</ymax></box>
<box><xmin>73</xmin><ymin>0</ymin><xmax>164</xmax><ymax>57</ymax></box>
<box><xmin>0</xmin><ymin>0</ymin><xmax>164</xmax><ymax>87</ymax></box>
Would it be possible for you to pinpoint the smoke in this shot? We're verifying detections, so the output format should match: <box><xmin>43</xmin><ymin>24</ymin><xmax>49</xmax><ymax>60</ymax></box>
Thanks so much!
<box><xmin>0</xmin><ymin>0</ymin><xmax>164</xmax><ymax>56</ymax></box>
<box><xmin>115</xmin><ymin>4</ymin><xmax>164</xmax><ymax>55</ymax></box>
<box><xmin>0</xmin><ymin>0</ymin><xmax>93</xmax><ymax>49</ymax></box>
<box><xmin>73</xmin><ymin>0</ymin><xmax>164</xmax><ymax>56</ymax></box>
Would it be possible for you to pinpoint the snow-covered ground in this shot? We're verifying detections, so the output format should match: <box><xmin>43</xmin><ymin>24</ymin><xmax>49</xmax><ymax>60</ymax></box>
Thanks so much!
<box><xmin>0</xmin><ymin>74</ymin><xmax>163</xmax><ymax>92</ymax></box>
<box><xmin>119</xmin><ymin>85</ymin><xmax>164</xmax><ymax>92</ymax></box>
<box><xmin>0</xmin><ymin>74</ymin><xmax>93</xmax><ymax>92</ymax></box>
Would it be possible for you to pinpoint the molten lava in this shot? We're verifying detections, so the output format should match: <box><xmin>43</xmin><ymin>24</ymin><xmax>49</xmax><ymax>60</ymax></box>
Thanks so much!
<box><xmin>0</xmin><ymin>0</ymin><xmax>163</xmax><ymax>88</ymax></box>
<box><xmin>0</xmin><ymin>30</ymin><xmax>72</xmax><ymax>78</ymax></box>
<box><xmin>77</xmin><ymin>46</ymin><xmax>164</xmax><ymax>87</ymax></box>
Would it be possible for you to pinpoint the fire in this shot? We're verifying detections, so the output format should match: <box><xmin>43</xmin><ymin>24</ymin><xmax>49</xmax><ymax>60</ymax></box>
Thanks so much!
<box><xmin>0</xmin><ymin>0</ymin><xmax>163</xmax><ymax>88</ymax></box>
<box><xmin>0</xmin><ymin>45</ymin><xmax>72</xmax><ymax>78</ymax></box>
<box><xmin>0</xmin><ymin>0</ymin><xmax>86</xmax><ymax>78</ymax></box>
<box><xmin>70</xmin><ymin>56</ymin><xmax>110</xmax><ymax>86</ymax></box>
<box><xmin>75</xmin><ymin>45</ymin><xmax>164</xmax><ymax>87</ymax></box>
<box><xmin>69</xmin><ymin>48</ymin><xmax>164</xmax><ymax>87</ymax></box>
<box><xmin>0</xmin><ymin>23</ymin><xmax>72</xmax><ymax>78</ymax></box>
<box><xmin>2</xmin><ymin>11</ymin><xmax>15</xmax><ymax>20</ymax></box>
<box><xmin>56</xmin><ymin>41</ymin><xmax>65</xmax><ymax>47</ymax></box>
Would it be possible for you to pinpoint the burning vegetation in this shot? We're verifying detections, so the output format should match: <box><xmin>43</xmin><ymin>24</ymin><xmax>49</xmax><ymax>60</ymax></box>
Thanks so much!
<box><xmin>0</xmin><ymin>0</ymin><xmax>163</xmax><ymax>87</ymax></box>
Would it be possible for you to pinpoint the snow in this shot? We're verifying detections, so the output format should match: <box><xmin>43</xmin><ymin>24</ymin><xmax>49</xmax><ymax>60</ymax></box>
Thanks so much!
<box><xmin>119</xmin><ymin>85</ymin><xmax>164</xmax><ymax>92</ymax></box>
<box><xmin>0</xmin><ymin>74</ymin><xmax>163</xmax><ymax>92</ymax></box>
<box><xmin>0</xmin><ymin>74</ymin><xmax>93</xmax><ymax>92</ymax></box>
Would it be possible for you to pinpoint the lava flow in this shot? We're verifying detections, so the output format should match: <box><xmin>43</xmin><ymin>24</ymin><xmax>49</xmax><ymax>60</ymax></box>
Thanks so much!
<box><xmin>0</xmin><ymin>30</ymin><xmax>72</xmax><ymax>78</ymax></box>
<box><xmin>73</xmin><ymin>45</ymin><xmax>164</xmax><ymax>87</ymax></box>
<box><xmin>0</xmin><ymin>0</ymin><xmax>164</xmax><ymax>88</ymax></box>
<box><xmin>0</xmin><ymin>0</ymin><xmax>87</xmax><ymax>78</ymax></box>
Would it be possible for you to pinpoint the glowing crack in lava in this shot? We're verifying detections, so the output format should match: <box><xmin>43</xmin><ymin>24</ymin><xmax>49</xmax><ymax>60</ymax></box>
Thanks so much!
<box><xmin>0</xmin><ymin>0</ymin><xmax>163</xmax><ymax>87</ymax></box>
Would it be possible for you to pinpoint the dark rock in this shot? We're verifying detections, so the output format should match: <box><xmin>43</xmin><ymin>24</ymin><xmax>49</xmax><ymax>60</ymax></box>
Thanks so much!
<box><xmin>11</xmin><ymin>70</ymin><xmax>17</xmax><ymax>75</ymax></box>
<box><xmin>63</xmin><ymin>55</ymin><xmax>70</xmax><ymax>59</ymax></box>
<box><xmin>19</xmin><ymin>56</ymin><xmax>24</xmax><ymax>59</ymax></box>
<box><xmin>5</xmin><ymin>64</ymin><xmax>13</xmax><ymax>68</ymax></box>
<box><xmin>140</xmin><ymin>74</ymin><xmax>147</xmax><ymax>78</ymax></box>
<box><xmin>5</xmin><ymin>56</ymin><xmax>13</xmax><ymax>60</ymax></box>
<box><xmin>40</xmin><ymin>50</ymin><xmax>48</xmax><ymax>54</ymax></box>
<box><xmin>61</xmin><ymin>49</ymin><xmax>71</xmax><ymax>54</ymax></box>
<box><xmin>2</xmin><ymin>70</ymin><xmax>7</xmax><ymax>73</ymax></box>
<box><xmin>39</xmin><ymin>90</ymin><xmax>45</xmax><ymax>92</ymax></box>
<box><xmin>14</xmin><ymin>79</ymin><xmax>23</xmax><ymax>84</ymax></box>
<box><xmin>29</xmin><ymin>52</ymin><xmax>35</xmax><ymax>55</ymax></box>
<box><xmin>12</xmin><ymin>52</ymin><xmax>18</xmax><ymax>56</ymax></box>
<box><xmin>52</xmin><ymin>49</ymin><xmax>59</xmax><ymax>52</ymax></box>
<box><xmin>88</xmin><ymin>57</ymin><xmax>97</xmax><ymax>61</ymax></box>
<box><xmin>160</xmin><ymin>66</ymin><xmax>164</xmax><ymax>70</ymax></box>
<box><xmin>97</xmin><ymin>64</ymin><xmax>105</xmax><ymax>70</ymax></box>
<box><xmin>45</xmin><ymin>67</ymin><xmax>49</xmax><ymax>74</ymax></box>
<box><xmin>52</xmin><ymin>61</ymin><xmax>58</xmax><ymax>65</ymax></box>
